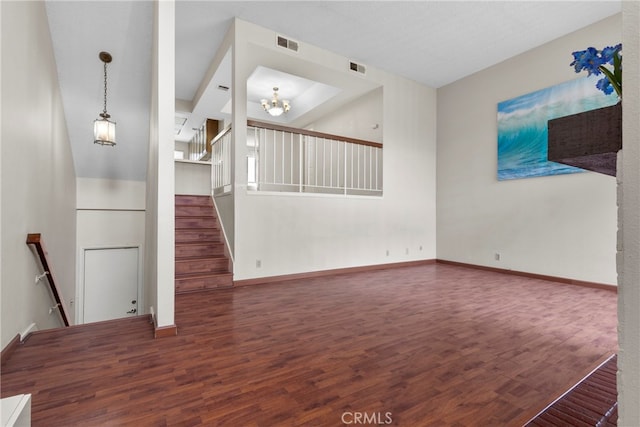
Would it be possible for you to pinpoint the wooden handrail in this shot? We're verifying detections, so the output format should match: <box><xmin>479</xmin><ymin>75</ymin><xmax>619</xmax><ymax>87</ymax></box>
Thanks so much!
<box><xmin>26</xmin><ymin>233</ymin><xmax>70</xmax><ymax>327</ymax></box>
<box><xmin>211</xmin><ymin>123</ymin><xmax>232</xmax><ymax>146</ymax></box>
<box><xmin>247</xmin><ymin>120</ymin><xmax>383</xmax><ymax>149</ymax></box>
<box><xmin>205</xmin><ymin>119</ymin><xmax>218</xmax><ymax>154</ymax></box>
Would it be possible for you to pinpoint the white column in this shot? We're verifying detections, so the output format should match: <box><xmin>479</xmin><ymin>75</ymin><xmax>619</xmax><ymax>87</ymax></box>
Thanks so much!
<box><xmin>618</xmin><ymin>1</ymin><xmax>640</xmax><ymax>424</ymax></box>
<box><xmin>146</xmin><ymin>0</ymin><xmax>175</xmax><ymax>332</ymax></box>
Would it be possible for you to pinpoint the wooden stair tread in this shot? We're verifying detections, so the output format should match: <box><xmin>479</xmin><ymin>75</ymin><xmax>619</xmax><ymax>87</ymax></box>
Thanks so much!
<box><xmin>176</xmin><ymin>271</ymin><xmax>231</xmax><ymax>278</ymax></box>
<box><xmin>174</xmin><ymin>194</ymin><xmax>233</xmax><ymax>292</ymax></box>
<box><xmin>175</xmin><ymin>242</ymin><xmax>224</xmax><ymax>251</ymax></box>
<box><xmin>175</xmin><ymin>241</ymin><xmax>222</xmax><ymax>245</ymax></box>
<box><xmin>175</xmin><ymin>227</ymin><xmax>220</xmax><ymax>231</ymax></box>
<box><xmin>175</xmin><ymin>255</ymin><xmax>229</xmax><ymax>261</ymax></box>
<box><xmin>175</xmin><ymin>245</ymin><xmax>224</xmax><ymax>252</ymax></box>
<box><xmin>175</xmin><ymin>226</ymin><xmax>219</xmax><ymax>229</ymax></box>
<box><xmin>175</xmin><ymin>286</ymin><xmax>233</xmax><ymax>294</ymax></box>
<box><xmin>175</xmin><ymin>196</ymin><xmax>212</xmax><ymax>202</ymax></box>
<box><xmin>175</xmin><ymin>236</ymin><xmax>222</xmax><ymax>245</ymax></box>
<box><xmin>175</xmin><ymin>272</ymin><xmax>232</xmax><ymax>279</ymax></box>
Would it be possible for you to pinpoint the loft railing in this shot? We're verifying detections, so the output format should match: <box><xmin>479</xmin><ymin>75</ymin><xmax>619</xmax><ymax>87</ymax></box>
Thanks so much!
<box><xmin>211</xmin><ymin>124</ymin><xmax>232</xmax><ymax>195</ymax></box>
<box><xmin>247</xmin><ymin>120</ymin><xmax>383</xmax><ymax>196</ymax></box>
<box><xmin>188</xmin><ymin>119</ymin><xmax>218</xmax><ymax>162</ymax></box>
<box><xmin>188</xmin><ymin>121</ymin><xmax>208</xmax><ymax>161</ymax></box>
<box><xmin>26</xmin><ymin>233</ymin><xmax>70</xmax><ymax>327</ymax></box>
<box><xmin>209</xmin><ymin>121</ymin><xmax>384</xmax><ymax>196</ymax></box>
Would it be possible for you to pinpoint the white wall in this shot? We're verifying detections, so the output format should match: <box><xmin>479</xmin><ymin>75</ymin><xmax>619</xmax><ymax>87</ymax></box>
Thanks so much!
<box><xmin>307</xmin><ymin>88</ymin><xmax>383</xmax><ymax>143</ymax></box>
<box><xmin>1</xmin><ymin>1</ymin><xmax>77</xmax><ymax>346</ymax></box>
<box><xmin>232</xmin><ymin>20</ymin><xmax>437</xmax><ymax>281</ymax></box>
<box><xmin>144</xmin><ymin>0</ymin><xmax>175</xmax><ymax>329</ymax></box>
<box><xmin>175</xmin><ymin>161</ymin><xmax>211</xmax><ymax>195</ymax></box>
<box><xmin>77</xmin><ymin>178</ymin><xmax>145</xmax><ymax>209</ymax></box>
<box><xmin>437</xmin><ymin>15</ymin><xmax>621</xmax><ymax>285</ymax></box>
<box><xmin>619</xmin><ymin>2</ymin><xmax>640</xmax><ymax>424</ymax></box>
<box><xmin>76</xmin><ymin>178</ymin><xmax>145</xmax><ymax>323</ymax></box>
<box><xmin>175</xmin><ymin>141</ymin><xmax>189</xmax><ymax>159</ymax></box>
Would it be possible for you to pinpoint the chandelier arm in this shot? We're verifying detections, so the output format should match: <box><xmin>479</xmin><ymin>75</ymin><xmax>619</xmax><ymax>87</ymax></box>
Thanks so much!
<box><xmin>262</xmin><ymin>87</ymin><xmax>290</xmax><ymax>116</ymax></box>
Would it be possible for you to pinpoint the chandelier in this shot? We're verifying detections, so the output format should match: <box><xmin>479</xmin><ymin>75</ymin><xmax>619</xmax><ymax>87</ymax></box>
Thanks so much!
<box><xmin>94</xmin><ymin>51</ymin><xmax>116</xmax><ymax>146</ymax></box>
<box><xmin>261</xmin><ymin>87</ymin><xmax>290</xmax><ymax>117</ymax></box>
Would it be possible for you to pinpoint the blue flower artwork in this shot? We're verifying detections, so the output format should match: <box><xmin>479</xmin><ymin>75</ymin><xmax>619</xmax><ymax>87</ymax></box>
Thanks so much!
<box><xmin>497</xmin><ymin>76</ymin><xmax>619</xmax><ymax>181</ymax></box>
<box><xmin>570</xmin><ymin>43</ymin><xmax>621</xmax><ymax>96</ymax></box>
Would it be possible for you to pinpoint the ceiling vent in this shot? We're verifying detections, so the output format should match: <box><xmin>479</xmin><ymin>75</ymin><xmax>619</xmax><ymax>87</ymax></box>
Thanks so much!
<box><xmin>276</xmin><ymin>35</ymin><xmax>299</xmax><ymax>52</ymax></box>
<box><xmin>349</xmin><ymin>61</ymin><xmax>366</xmax><ymax>75</ymax></box>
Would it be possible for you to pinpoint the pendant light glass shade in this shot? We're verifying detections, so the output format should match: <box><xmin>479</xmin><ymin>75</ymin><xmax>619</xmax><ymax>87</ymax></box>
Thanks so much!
<box><xmin>94</xmin><ymin>114</ymin><xmax>116</xmax><ymax>146</ymax></box>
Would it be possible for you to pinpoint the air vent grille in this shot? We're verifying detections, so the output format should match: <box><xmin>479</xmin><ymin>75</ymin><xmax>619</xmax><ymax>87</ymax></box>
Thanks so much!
<box><xmin>277</xmin><ymin>35</ymin><xmax>299</xmax><ymax>52</ymax></box>
<box><xmin>349</xmin><ymin>61</ymin><xmax>366</xmax><ymax>74</ymax></box>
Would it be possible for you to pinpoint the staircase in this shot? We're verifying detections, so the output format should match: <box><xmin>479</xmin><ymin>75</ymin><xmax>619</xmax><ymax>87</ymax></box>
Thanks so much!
<box><xmin>175</xmin><ymin>195</ymin><xmax>232</xmax><ymax>293</ymax></box>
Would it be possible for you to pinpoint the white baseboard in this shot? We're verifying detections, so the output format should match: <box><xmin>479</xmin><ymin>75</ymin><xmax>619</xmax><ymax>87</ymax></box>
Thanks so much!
<box><xmin>19</xmin><ymin>323</ymin><xmax>38</xmax><ymax>341</ymax></box>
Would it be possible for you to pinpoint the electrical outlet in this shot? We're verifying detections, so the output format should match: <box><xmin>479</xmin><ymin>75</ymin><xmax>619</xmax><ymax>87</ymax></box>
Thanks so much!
<box><xmin>256</xmin><ymin>260</ymin><xmax>262</xmax><ymax>268</ymax></box>
<box><xmin>419</xmin><ymin>245</ymin><xmax>423</xmax><ymax>251</ymax></box>
<box><xmin>386</xmin><ymin>250</ymin><xmax>389</xmax><ymax>256</ymax></box>
<box><xmin>405</xmin><ymin>248</ymin><xmax>409</xmax><ymax>255</ymax></box>
<box><xmin>494</xmin><ymin>252</ymin><xmax>501</xmax><ymax>261</ymax></box>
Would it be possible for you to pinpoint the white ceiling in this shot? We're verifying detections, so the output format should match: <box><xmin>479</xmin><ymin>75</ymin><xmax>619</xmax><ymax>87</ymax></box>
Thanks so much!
<box><xmin>246</xmin><ymin>66</ymin><xmax>342</xmax><ymax>125</ymax></box>
<box><xmin>45</xmin><ymin>0</ymin><xmax>621</xmax><ymax>181</ymax></box>
<box><xmin>46</xmin><ymin>1</ymin><xmax>153</xmax><ymax>180</ymax></box>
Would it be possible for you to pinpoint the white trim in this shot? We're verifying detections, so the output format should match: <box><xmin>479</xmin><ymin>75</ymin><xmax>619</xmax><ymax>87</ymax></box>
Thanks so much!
<box><xmin>245</xmin><ymin>188</ymin><xmax>384</xmax><ymax>200</ymax></box>
<box><xmin>211</xmin><ymin>193</ymin><xmax>235</xmax><ymax>265</ymax></box>
<box><xmin>174</xmin><ymin>159</ymin><xmax>211</xmax><ymax>165</ymax></box>
<box><xmin>19</xmin><ymin>323</ymin><xmax>38</xmax><ymax>341</ymax></box>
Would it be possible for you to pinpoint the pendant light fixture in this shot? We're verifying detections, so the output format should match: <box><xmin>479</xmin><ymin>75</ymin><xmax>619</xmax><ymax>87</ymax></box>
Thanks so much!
<box><xmin>261</xmin><ymin>87</ymin><xmax>290</xmax><ymax>117</ymax></box>
<box><xmin>94</xmin><ymin>51</ymin><xmax>116</xmax><ymax>146</ymax></box>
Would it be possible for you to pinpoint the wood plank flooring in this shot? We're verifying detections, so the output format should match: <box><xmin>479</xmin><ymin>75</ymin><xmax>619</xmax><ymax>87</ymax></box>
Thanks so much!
<box><xmin>525</xmin><ymin>355</ymin><xmax>617</xmax><ymax>426</ymax></box>
<box><xmin>0</xmin><ymin>264</ymin><xmax>618</xmax><ymax>426</ymax></box>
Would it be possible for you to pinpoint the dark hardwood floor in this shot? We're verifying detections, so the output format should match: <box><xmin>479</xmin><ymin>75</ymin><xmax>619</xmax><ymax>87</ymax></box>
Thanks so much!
<box><xmin>1</xmin><ymin>264</ymin><xmax>618</xmax><ymax>426</ymax></box>
<box><xmin>526</xmin><ymin>354</ymin><xmax>618</xmax><ymax>426</ymax></box>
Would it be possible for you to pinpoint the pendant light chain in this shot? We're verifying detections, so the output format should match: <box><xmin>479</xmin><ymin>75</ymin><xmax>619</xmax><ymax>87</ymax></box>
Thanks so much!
<box><xmin>102</xmin><ymin>61</ymin><xmax>108</xmax><ymax>117</ymax></box>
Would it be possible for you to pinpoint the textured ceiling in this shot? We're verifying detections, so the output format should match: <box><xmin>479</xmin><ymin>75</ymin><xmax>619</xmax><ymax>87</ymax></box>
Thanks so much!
<box><xmin>176</xmin><ymin>1</ymin><xmax>622</xmax><ymax>99</ymax></box>
<box><xmin>46</xmin><ymin>1</ymin><xmax>621</xmax><ymax>181</ymax></box>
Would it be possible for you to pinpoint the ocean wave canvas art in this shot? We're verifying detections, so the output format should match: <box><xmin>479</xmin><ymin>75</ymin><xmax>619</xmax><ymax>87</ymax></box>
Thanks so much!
<box><xmin>497</xmin><ymin>75</ymin><xmax>618</xmax><ymax>181</ymax></box>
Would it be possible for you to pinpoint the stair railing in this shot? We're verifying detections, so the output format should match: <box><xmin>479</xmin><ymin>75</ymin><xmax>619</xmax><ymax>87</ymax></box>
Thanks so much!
<box><xmin>211</xmin><ymin>124</ymin><xmax>232</xmax><ymax>195</ymax></box>
<box><xmin>188</xmin><ymin>119</ymin><xmax>218</xmax><ymax>162</ymax></box>
<box><xmin>26</xmin><ymin>233</ymin><xmax>70</xmax><ymax>327</ymax></box>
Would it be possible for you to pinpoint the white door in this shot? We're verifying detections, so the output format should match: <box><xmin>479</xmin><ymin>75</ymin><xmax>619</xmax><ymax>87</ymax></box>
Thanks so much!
<box><xmin>83</xmin><ymin>247</ymin><xmax>139</xmax><ymax>323</ymax></box>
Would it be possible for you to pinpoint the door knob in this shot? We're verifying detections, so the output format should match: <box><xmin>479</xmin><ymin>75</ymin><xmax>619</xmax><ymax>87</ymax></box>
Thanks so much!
<box><xmin>127</xmin><ymin>308</ymin><xmax>137</xmax><ymax>314</ymax></box>
<box><xmin>131</xmin><ymin>300</ymin><xmax>137</xmax><ymax>304</ymax></box>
